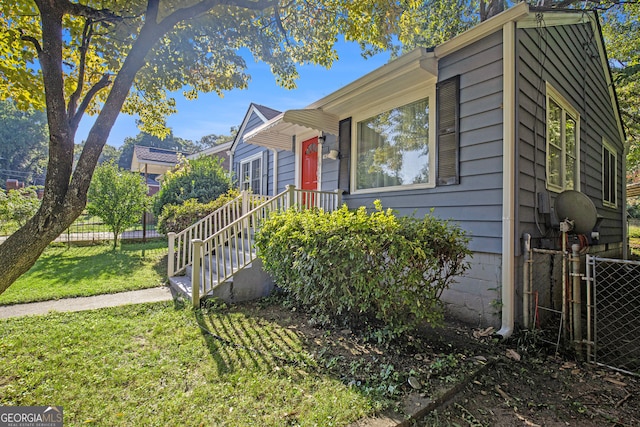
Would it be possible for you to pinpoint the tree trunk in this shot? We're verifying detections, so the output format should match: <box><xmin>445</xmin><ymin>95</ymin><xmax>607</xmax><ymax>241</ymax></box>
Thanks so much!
<box><xmin>0</xmin><ymin>191</ymin><xmax>84</xmax><ymax>294</ymax></box>
<box><xmin>0</xmin><ymin>2</ymin><xmax>166</xmax><ymax>295</ymax></box>
<box><xmin>480</xmin><ymin>0</ymin><xmax>505</xmax><ymax>21</ymax></box>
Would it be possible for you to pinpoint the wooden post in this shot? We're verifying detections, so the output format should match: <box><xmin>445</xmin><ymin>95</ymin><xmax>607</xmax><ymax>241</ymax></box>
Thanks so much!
<box><xmin>192</xmin><ymin>239</ymin><xmax>203</xmax><ymax>308</ymax></box>
<box><xmin>167</xmin><ymin>232</ymin><xmax>176</xmax><ymax>277</ymax></box>
<box><xmin>334</xmin><ymin>189</ymin><xmax>344</xmax><ymax>210</ymax></box>
<box><xmin>286</xmin><ymin>184</ymin><xmax>295</xmax><ymax>209</ymax></box>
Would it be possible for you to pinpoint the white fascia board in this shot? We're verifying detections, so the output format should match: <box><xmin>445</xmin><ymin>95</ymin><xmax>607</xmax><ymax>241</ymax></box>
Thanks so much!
<box><xmin>305</xmin><ymin>48</ymin><xmax>437</xmax><ymax>114</ymax></box>
<box><xmin>517</xmin><ymin>10</ymin><xmax>590</xmax><ymax>29</ymax></box>
<box><xmin>435</xmin><ymin>2</ymin><xmax>530</xmax><ymax>58</ymax></box>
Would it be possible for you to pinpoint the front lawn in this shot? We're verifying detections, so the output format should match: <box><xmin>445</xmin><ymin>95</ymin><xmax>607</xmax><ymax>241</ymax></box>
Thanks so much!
<box><xmin>0</xmin><ymin>301</ymin><xmax>376</xmax><ymax>426</ymax></box>
<box><xmin>0</xmin><ymin>240</ymin><xmax>168</xmax><ymax>305</ymax></box>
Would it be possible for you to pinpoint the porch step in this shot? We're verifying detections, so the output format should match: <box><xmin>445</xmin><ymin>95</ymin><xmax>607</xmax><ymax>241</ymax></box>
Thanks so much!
<box><xmin>168</xmin><ymin>250</ymin><xmax>273</xmax><ymax>304</ymax></box>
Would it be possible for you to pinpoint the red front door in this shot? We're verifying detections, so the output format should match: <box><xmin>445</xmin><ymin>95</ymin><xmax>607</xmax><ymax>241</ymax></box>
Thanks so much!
<box><xmin>301</xmin><ymin>137</ymin><xmax>318</xmax><ymax>191</ymax></box>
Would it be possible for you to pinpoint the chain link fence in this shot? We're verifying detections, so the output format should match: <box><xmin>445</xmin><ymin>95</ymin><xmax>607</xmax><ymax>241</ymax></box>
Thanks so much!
<box><xmin>588</xmin><ymin>255</ymin><xmax>640</xmax><ymax>376</ymax></box>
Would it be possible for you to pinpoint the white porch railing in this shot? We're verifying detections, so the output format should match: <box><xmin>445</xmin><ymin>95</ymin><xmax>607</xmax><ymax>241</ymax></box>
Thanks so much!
<box><xmin>191</xmin><ymin>185</ymin><xmax>343</xmax><ymax>306</ymax></box>
<box><xmin>167</xmin><ymin>191</ymin><xmax>270</xmax><ymax>277</ymax></box>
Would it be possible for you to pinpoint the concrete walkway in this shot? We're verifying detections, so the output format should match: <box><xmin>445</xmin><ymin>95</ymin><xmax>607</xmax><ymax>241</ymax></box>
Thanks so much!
<box><xmin>0</xmin><ymin>286</ymin><xmax>175</xmax><ymax>319</ymax></box>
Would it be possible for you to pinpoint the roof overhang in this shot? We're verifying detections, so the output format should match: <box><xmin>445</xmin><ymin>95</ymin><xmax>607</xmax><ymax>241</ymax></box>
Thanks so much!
<box><xmin>628</xmin><ymin>183</ymin><xmax>640</xmax><ymax>198</ymax></box>
<box><xmin>131</xmin><ymin>156</ymin><xmax>178</xmax><ymax>175</ymax></box>
<box><xmin>244</xmin><ymin>109</ymin><xmax>339</xmax><ymax>150</ymax></box>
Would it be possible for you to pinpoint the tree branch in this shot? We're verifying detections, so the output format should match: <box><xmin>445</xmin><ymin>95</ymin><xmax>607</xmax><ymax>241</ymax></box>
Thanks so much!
<box><xmin>20</xmin><ymin>35</ymin><xmax>42</xmax><ymax>54</ymax></box>
<box><xmin>158</xmin><ymin>0</ymin><xmax>275</xmax><ymax>32</ymax></box>
<box><xmin>57</xmin><ymin>0</ymin><xmax>122</xmax><ymax>23</ymax></box>
<box><xmin>67</xmin><ymin>19</ymin><xmax>94</xmax><ymax>120</ymax></box>
<box><xmin>69</xmin><ymin>73</ymin><xmax>112</xmax><ymax>133</ymax></box>
<box><xmin>146</xmin><ymin>0</ymin><xmax>160</xmax><ymax>24</ymax></box>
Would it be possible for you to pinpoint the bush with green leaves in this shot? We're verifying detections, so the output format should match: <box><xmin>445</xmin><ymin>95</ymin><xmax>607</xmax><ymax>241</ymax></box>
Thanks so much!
<box><xmin>255</xmin><ymin>201</ymin><xmax>471</xmax><ymax>341</ymax></box>
<box><xmin>157</xmin><ymin>189</ymin><xmax>240</xmax><ymax>234</ymax></box>
<box><xmin>0</xmin><ymin>186</ymin><xmax>42</xmax><ymax>234</ymax></box>
<box><xmin>87</xmin><ymin>162</ymin><xmax>149</xmax><ymax>249</ymax></box>
<box><xmin>153</xmin><ymin>156</ymin><xmax>233</xmax><ymax>217</ymax></box>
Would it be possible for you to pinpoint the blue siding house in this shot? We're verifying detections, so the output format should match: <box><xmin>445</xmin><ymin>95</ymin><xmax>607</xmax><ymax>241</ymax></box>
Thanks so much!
<box><xmin>226</xmin><ymin>4</ymin><xmax>626</xmax><ymax>334</ymax></box>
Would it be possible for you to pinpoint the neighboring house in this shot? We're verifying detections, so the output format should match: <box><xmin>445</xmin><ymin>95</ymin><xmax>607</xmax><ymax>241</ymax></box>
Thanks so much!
<box><xmin>187</xmin><ymin>141</ymin><xmax>233</xmax><ymax>171</ymax></box>
<box><xmin>130</xmin><ymin>145</ymin><xmax>189</xmax><ymax>194</ymax></box>
<box><xmin>231</xmin><ymin>4</ymin><xmax>626</xmax><ymax>331</ymax></box>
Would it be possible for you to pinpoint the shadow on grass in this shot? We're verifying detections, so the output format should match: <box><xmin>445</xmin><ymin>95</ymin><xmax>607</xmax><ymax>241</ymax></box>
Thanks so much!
<box><xmin>194</xmin><ymin>305</ymin><xmax>310</xmax><ymax>381</ymax></box>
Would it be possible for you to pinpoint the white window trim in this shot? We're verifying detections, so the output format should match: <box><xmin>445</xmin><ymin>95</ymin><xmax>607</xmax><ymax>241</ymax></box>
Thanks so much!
<box><xmin>602</xmin><ymin>138</ymin><xmax>618</xmax><ymax>208</ymax></box>
<box><xmin>239</xmin><ymin>152</ymin><xmax>262</xmax><ymax>193</ymax></box>
<box><xmin>545</xmin><ymin>83</ymin><xmax>581</xmax><ymax>193</ymax></box>
<box><xmin>350</xmin><ymin>84</ymin><xmax>437</xmax><ymax>194</ymax></box>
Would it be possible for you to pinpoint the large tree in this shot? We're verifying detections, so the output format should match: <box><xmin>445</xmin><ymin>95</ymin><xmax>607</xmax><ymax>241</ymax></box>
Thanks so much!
<box><xmin>0</xmin><ymin>0</ymin><xmax>432</xmax><ymax>294</ymax></box>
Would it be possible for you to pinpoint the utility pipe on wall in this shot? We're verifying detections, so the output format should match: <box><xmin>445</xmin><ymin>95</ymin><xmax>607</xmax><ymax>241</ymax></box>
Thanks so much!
<box><xmin>571</xmin><ymin>243</ymin><xmax>582</xmax><ymax>353</ymax></box>
<box><xmin>523</xmin><ymin>233</ymin><xmax>532</xmax><ymax>329</ymax></box>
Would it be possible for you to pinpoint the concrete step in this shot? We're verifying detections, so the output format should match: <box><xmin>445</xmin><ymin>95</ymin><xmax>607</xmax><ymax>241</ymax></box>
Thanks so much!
<box><xmin>168</xmin><ymin>257</ymin><xmax>274</xmax><ymax>305</ymax></box>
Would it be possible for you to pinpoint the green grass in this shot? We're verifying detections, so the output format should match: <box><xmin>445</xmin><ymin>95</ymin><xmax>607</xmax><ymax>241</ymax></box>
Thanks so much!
<box><xmin>0</xmin><ymin>240</ymin><xmax>168</xmax><ymax>305</ymax></box>
<box><xmin>629</xmin><ymin>224</ymin><xmax>640</xmax><ymax>239</ymax></box>
<box><xmin>0</xmin><ymin>302</ymin><xmax>376</xmax><ymax>426</ymax></box>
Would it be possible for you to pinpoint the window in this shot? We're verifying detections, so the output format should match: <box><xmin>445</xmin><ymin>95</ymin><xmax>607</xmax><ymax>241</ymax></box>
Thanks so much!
<box><xmin>240</xmin><ymin>154</ymin><xmax>262</xmax><ymax>192</ymax></box>
<box><xmin>546</xmin><ymin>84</ymin><xmax>580</xmax><ymax>192</ymax></box>
<box><xmin>602</xmin><ymin>139</ymin><xmax>617</xmax><ymax>207</ymax></box>
<box><xmin>355</xmin><ymin>96</ymin><xmax>434</xmax><ymax>191</ymax></box>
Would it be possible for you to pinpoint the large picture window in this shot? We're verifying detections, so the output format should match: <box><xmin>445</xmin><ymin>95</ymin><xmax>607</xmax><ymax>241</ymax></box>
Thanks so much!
<box><xmin>240</xmin><ymin>155</ymin><xmax>262</xmax><ymax>193</ymax></box>
<box><xmin>602</xmin><ymin>139</ymin><xmax>617</xmax><ymax>208</ymax></box>
<box><xmin>546</xmin><ymin>84</ymin><xmax>580</xmax><ymax>192</ymax></box>
<box><xmin>355</xmin><ymin>97</ymin><xmax>432</xmax><ymax>191</ymax></box>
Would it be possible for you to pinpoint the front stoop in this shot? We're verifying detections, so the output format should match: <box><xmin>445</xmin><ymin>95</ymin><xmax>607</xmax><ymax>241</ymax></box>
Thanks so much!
<box><xmin>348</xmin><ymin>358</ymin><xmax>495</xmax><ymax>427</ymax></box>
<box><xmin>169</xmin><ymin>257</ymin><xmax>274</xmax><ymax>304</ymax></box>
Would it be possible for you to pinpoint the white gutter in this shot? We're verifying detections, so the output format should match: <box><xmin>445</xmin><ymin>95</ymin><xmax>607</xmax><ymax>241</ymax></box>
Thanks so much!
<box><xmin>498</xmin><ymin>20</ymin><xmax>517</xmax><ymax>339</ymax></box>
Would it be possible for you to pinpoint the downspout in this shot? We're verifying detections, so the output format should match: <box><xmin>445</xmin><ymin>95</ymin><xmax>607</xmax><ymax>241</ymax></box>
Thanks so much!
<box><xmin>497</xmin><ymin>20</ymin><xmax>516</xmax><ymax>339</ymax></box>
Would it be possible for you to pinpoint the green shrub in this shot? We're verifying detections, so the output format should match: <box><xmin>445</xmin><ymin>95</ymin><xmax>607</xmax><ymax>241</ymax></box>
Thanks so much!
<box><xmin>153</xmin><ymin>155</ymin><xmax>233</xmax><ymax>217</ymax></box>
<box><xmin>157</xmin><ymin>189</ymin><xmax>240</xmax><ymax>234</ymax></box>
<box><xmin>255</xmin><ymin>201</ymin><xmax>471</xmax><ymax>341</ymax></box>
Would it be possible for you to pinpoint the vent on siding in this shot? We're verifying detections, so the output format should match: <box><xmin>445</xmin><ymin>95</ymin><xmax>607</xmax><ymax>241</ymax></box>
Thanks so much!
<box><xmin>437</xmin><ymin>76</ymin><xmax>460</xmax><ymax>185</ymax></box>
<box><xmin>338</xmin><ymin>117</ymin><xmax>352</xmax><ymax>193</ymax></box>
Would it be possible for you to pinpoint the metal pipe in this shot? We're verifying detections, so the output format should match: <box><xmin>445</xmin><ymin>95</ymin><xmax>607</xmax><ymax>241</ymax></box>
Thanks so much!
<box><xmin>571</xmin><ymin>243</ymin><xmax>582</xmax><ymax>355</ymax></box>
<box><xmin>585</xmin><ymin>254</ymin><xmax>593</xmax><ymax>362</ymax></box>
<box><xmin>523</xmin><ymin>233</ymin><xmax>532</xmax><ymax>329</ymax></box>
<box><xmin>560</xmin><ymin>222</ymin><xmax>569</xmax><ymax>341</ymax></box>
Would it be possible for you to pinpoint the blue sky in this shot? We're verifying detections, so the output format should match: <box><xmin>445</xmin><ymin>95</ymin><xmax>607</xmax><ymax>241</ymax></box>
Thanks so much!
<box><xmin>76</xmin><ymin>40</ymin><xmax>391</xmax><ymax>148</ymax></box>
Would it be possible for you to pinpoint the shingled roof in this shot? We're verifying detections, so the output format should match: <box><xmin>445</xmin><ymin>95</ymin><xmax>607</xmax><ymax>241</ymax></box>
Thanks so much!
<box><xmin>131</xmin><ymin>145</ymin><xmax>189</xmax><ymax>174</ymax></box>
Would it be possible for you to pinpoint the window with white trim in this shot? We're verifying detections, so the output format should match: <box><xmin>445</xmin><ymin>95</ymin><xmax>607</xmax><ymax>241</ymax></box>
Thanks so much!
<box><xmin>602</xmin><ymin>139</ymin><xmax>617</xmax><ymax>207</ymax></box>
<box><xmin>240</xmin><ymin>154</ymin><xmax>262</xmax><ymax>192</ymax></box>
<box><xmin>355</xmin><ymin>95</ymin><xmax>434</xmax><ymax>191</ymax></box>
<box><xmin>546</xmin><ymin>84</ymin><xmax>580</xmax><ymax>192</ymax></box>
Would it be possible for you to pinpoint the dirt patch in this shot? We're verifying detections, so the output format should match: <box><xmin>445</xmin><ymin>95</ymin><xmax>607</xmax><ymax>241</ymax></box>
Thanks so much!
<box><xmin>420</xmin><ymin>355</ymin><xmax>639</xmax><ymax>427</ymax></box>
<box><xmin>222</xmin><ymin>298</ymin><xmax>639</xmax><ymax>426</ymax></box>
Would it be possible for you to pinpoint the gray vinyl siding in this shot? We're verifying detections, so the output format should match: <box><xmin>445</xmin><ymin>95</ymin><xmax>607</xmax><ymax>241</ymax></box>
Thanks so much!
<box><xmin>233</xmin><ymin>112</ymin><xmax>275</xmax><ymax>195</ymax></box>
<box><xmin>276</xmin><ymin>150</ymin><xmax>296</xmax><ymax>193</ymax></box>
<box><xmin>516</xmin><ymin>22</ymin><xmax>624</xmax><ymax>248</ymax></box>
<box><xmin>343</xmin><ymin>30</ymin><xmax>505</xmax><ymax>254</ymax></box>
<box><xmin>321</xmin><ymin>134</ymin><xmax>339</xmax><ymax>191</ymax></box>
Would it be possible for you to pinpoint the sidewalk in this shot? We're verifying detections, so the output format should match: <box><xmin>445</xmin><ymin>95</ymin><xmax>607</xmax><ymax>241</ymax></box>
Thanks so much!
<box><xmin>0</xmin><ymin>286</ymin><xmax>175</xmax><ymax>319</ymax></box>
